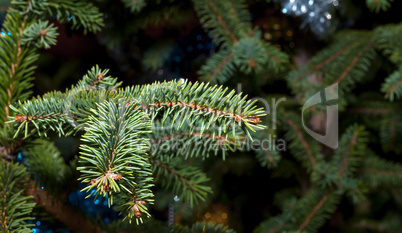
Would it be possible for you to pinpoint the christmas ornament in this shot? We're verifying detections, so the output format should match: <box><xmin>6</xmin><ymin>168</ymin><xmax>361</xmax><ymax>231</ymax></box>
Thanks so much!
<box><xmin>168</xmin><ymin>195</ymin><xmax>180</xmax><ymax>226</ymax></box>
<box><xmin>280</xmin><ymin>0</ymin><xmax>340</xmax><ymax>38</ymax></box>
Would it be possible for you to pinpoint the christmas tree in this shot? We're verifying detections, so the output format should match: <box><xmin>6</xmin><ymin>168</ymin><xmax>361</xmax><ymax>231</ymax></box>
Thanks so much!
<box><xmin>1</xmin><ymin>0</ymin><xmax>402</xmax><ymax>232</ymax></box>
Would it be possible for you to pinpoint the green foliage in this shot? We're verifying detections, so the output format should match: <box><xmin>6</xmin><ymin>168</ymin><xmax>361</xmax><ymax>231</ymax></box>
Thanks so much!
<box><xmin>21</xmin><ymin>20</ymin><xmax>58</xmax><ymax>49</ymax></box>
<box><xmin>282</xmin><ymin>112</ymin><xmax>323</xmax><ymax>172</ymax></box>
<box><xmin>192</xmin><ymin>0</ymin><xmax>244</xmax><ymax>48</ymax></box>
<box><xmin>197</xmin><ymin>49</ymin><xmax>236</xmax><ymax>83</ymax></box>
<box><xmin>151</xmin><ymin>155</ymin><xmax>212</xmax><ymax>207</ymax></box>
<box><xmin>254</xmin><ymin>188</ymin><xmax>342</xmax><ymax>233</ymax></box>
<box><xmin>310</xmin><ymin>125</ymin><xmax>369</xmax><ymax>197</ymax></box>
<box><xmin>12</xmin><ymin>0</ymin><xmax>104</xmax><ymax>33</ymax></box>
<box><xmin>346</xmin><ymin>97</ymin><xmax>402</xmax><ymax>153</ymax></box>
<box><xmin>374</xmin><ymin>23</ymin><xmax>402</xmax><ymax>65</ymax></box>
<box><xmin>0</xmin><ymin>1</ymin><xmax>109</xmax><ymax>230</ymax></box>
<box><xmin>70</xmin><ymin>65</ymin><xmax>122</xmax><ymax>92</ymax></box>
<box><xmin>192</xmin><ymin>0</ymin><xmax>288</xmax><ymax>83</ymax></box>
<box><xmin>8</xmin><ymin>66</ymin><xmax>121</xmax><ymax>138</ymax></box>
<box><xmin>125</xmin><ymin>4</ymin><xmax>195</xmax><ymax>35</ymax></box>
<box><xmin>359</xmin><ymin>154</ymin><xmax>402</xmax><ymax>187</ymax></box>
<box><xmin>0</xmin><ymin>162</ymin><xmax>35</xmax><ymax>233</ymax></box>
<box><xmin>24</xmin><ymin>139</ymin><xmax>72</xmax><ymax>196</ymax></box>
<box><xmin>254</xmin><ymin>216</ymin><xmax>290</xmax><ymax>233</ymax></box>
<box><xmin>177</xmin><ymin>221</ymin><xmax>236</xmax><ymax>233</ymax></box>
<box><xmin>8</xmin><ymin>66</ymin><xmax>265</xmax><ymax>222</ymax></box>
<box><xmin>332</xmin><ymin>125</ymin><xmax>368</xmax><ymax>180</ymax></box>
<box><xmin>10</xmin><ymin>74</ymin><xmax>265</xmax><ymax>139</ymax></box>
<box><xmin>287</xmin><ymin>31</ymin><xmax>376</xmax><ymax>100</ymax></box>
<box><xmin>253</xmin><ymin>130</ymin><xmax>282</xmax><ymax>169</ymax></box>
<box><xmin>366</xmin><ymin>0</ymin><xmax>393</xmax><ymax>13</ymax></box>
<box><xmin>350</xmin><ymin>214</ymin><xmax>402</xmax><ymax>233</ymax></box>
<box><xmin>126</xmin><ymin>79</ymin><xmax>266</xmax><ymax>138</ymax></box>
<box><xmin>198</xmin><ymin>35</ymin><xmax>287</xmax><ymax>84</ymax></box>
<box><xmin>130</xmin><ymin>0</ymin><xmax>288</xmax><ymax>83</ymax></box>
<box><xmin>150</xmin><ymin>119</ymin><xmax>244</xmax><ymax>160</ymax></box>
<box><xmin>78</xmin><ymin>99</ymin><xmax>153</xmax><ymax>222</ymax></box>
<box><xmin>0</xmin><ymin>0</ymin><xmax>104</xmax><ymax>127</ymax></box>
<box><xmin>0</xmin><ymin>9</ymin><xmax>39</xmax><ymax>125</ymax></box>
<box><xmin>121</xmin><ymin>0</ymin><xmax>147</xmax><ymax>13</ymax></box>
<box><xmin>233</xmin><ymin>37</ymin><xmax>268</xmax><ymax>74</ymax></box>
<box><xmin>262</xmin><ymin>41</ymin><xmax>289</xmax><ymax>73</ymax></box>
<box><xmin>381</xmin><ymin>67</ymin><xmax>402</xmax><ymax>101</ymax></box>
<box><xmin>291</xmin><ymin>188</ymin><xmax>342</xmax><ymax>232</ymax></box>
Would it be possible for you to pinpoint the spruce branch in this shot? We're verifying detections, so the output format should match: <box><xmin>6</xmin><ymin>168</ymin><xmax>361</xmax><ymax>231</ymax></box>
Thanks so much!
<box><xmin>263</xmin><ymin>41</ymin><xmax>289</xmax><ymax>71</ymax></box>
<box><xmin>331</xmin><ymin>40</ymin><xmax>375</xmax><ymax>85</ymax></box>
<box><xmin>10</xmin><ymin>70</ymin><xmax>265</xmax><ymax>140</ymax></box>
<box><xmin>382</xmin><ymin>66</ymin><xmax>402</xmax><ymax>101</ymax></box>
<box><xmin>287</xmin><ymin>41</ymin><xmax>358</xmax><ymax>89</ymax></box>
<box><xmin>226</xmin><ymin>0</ymin><xmax>251</xmax><ymax>31</ymax></box>
<box><xmin>150</xmin><ymin>156</ymin><xmax>212</xmax><ymax>207</ymax></box>
<box><xmin>253</xmin><ymin>216</ymin><xmax>290</xmax><ymax>233</ymax></box>
<box><xmin>366</xmin><ymin>0</ymin><xmax>394</xmax><ymax>13</ymax></box>
<box><xmin>374</xmin><ymin>23</ymin><xmax>402</xmax><ymax>65</ymax></box>
<box><xmin>21</xmin><ymin>19</ymin><xmax>59</xmax><ymax>49</ymax></box>
<box><xmin>24</xmin><ymin>139</ymin><xmax>73</xmax><ymax>197</ymax></box>
<box><xmin>293</xmin><ymin>189</ymin><xmax>342</xmax><ymax>233</ymax></box>
<box><xmin>233</xmin><ymin>37</ymin><xmax>268</xmax><ymax>74</ymax></box>
<box><xmin>282</xmin><ymin>113</ymin><xmax>322</xmax><ymax>171</ymax></box>
<box><xmin>347</xmin><ymin>106</ymin><xmax>392</xmax><ymax>115</ymax></box>
<box><xmin>8</xmin><ymin>66</ymin><xmax>122</xmax><ymax>137</ymax></box>
<box><xmin>1</xmin><ymin>0</ymin><xmax>104</xmax><ymax>126</ymax></box>
<box><xmin>192</xmin><ymin>0</ymin><xmax>240</xmax><ymax>48</ymax></box>
<box><xmin>193</xmin><ymin>0</ymin><xmax>287</xmax><ymax>83</ymax></box>
<box><xmin>123</xmin><ymin>5</ymin><xmax>196</xmax><ymax>33</ymax></box>
<box><xmin>0</xmin><ymin>9</ymin><xmax>38</xmax><ymax>125</ymax></box>
<box><xmin>359</xmin><ymin>154</ymin><xmax>402</xmax><ymax>187</ymax></box>
<box><xmin>71</xmin><ymin>65</ymin><xmax>122</xmax><ymax>91</ymax></box>
<box><xmin>334</xmin><ymin>125</ymin><xmax>368</xmax><ymax>179</ymax></box>
<box><xmin>121</xmin><ymin>0</ymin><xmax>147</xmax><ymax>14</ymax></box>
<box><xmin>253</xmin><ymin>130</ymin><xmax>282</xmax><ymax>169</ymax></box>
<box><xmin>198</xmin><ymin>49</ymin><xmax>235</xmax><ymax>83</ymax></box>
<box><xmin>77</xmin><ymin>99</ymin><xmax>154</xmax><ymax>222</ymax></box>
<box><xmin>12</xmin><ymin>0</ymin><xmax>104</xmax><ymax>33</ymax></box>
<box><xmin>150</xmin><ymin>118</ymin><xmax>245</xmax><ymax>160</ymax></box>
<box><xmin>351</xmin><ymin>215</ymin><xmax>401</xmax><ymax>233</ymax></box>
<box><xmin>287</xmin><ymin>31</ymin><xmax>376</xmax><ymax>101</ymax></box>
<box><xmin>7</xmin><ymin>66</ymin><xmax>265</xmax><ymax>222</ymax></box>
<box><xmin>0</xmin><ymin>162</ymin><xmax>35</xmax><ymax>233</ymax></box>
<box><xmin>127</xmin><ymin>79</ymin><xmax>266</xmax><ymax>138</ymax></box>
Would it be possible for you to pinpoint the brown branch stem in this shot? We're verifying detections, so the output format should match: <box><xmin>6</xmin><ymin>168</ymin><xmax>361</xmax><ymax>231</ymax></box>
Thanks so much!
<box><xmin>25</xmin><ymin>181</ymin><xmax>103</xmax><ymax>233</ymax></box>
<box><xmin>286</xmin><ymin>119</ymin><xmax>316</xmax><ymax>167</ymax></box>
<box><xmin>298</xmin><ymin>194</ymin><xmax>329</xmax><ymax>231</ymax></box>
<box><xmin>206</xmin><ymin>0</ymin><xmax>238</xmax><ymax>44</ymax></box>
<box><xmin>206</xmin><ymin>52</ymin><xmax>234</xmax><ymax>81</ymax></box>
<box><xmin>338</xmin><ymin>131</ymin><xmax>358</xmax><ymax>178</ymax></box>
